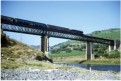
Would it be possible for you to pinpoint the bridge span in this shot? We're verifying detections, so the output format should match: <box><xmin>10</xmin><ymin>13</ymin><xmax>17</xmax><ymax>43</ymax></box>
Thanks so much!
<box><xmin>1</xmin><ymin>15</ymin><xmax>119</xmax><ymax>60</ymax></box>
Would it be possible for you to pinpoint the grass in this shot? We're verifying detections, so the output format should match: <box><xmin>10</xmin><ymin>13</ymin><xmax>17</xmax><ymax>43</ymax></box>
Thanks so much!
<box><xmin>1</xmin><ymin>59</ymin><xmax>71</xmax><ymax>70</ymax></box>
<box><xmin>49</xmin><ymin>50</ymin><xmax>120</xmax><ymax>65</ymax></box>
<box><xmin>52</xmin><ymin>57</ymin><xmax>120</xmax><ymax>65</ymax></box>
<box><xmin>1</xmin><ymin>32</ymin><xmax>57</xmax><ymax>69</ymax></box>
<box><xmin>91</xmin><ymin>29</ymin><xmax>120</xmax><ymax>40</ymax></box>
<box><xmin>49</xmin><ymin>50</ymin><xmax>85</xmax><ymax>58</ymax></box>
<box><xmin>52</xmin><ymin>56</ymin><xmax>86</xmax><ymax>63</ymax></box>
<box><xmin>1</xmin><ymin>42</ymin><xmax>46</xmax><ymax>62</ymax></box>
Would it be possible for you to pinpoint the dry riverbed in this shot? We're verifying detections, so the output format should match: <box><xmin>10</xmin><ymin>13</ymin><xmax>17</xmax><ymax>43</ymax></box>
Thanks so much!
<box><xmin>1</xmin><ymin>66</ymin><xmax>120</xmax><ymax>80</ymax></box>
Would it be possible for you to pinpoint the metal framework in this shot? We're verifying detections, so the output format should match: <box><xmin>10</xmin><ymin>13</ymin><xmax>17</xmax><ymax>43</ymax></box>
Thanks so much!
<box><xmin>1</xmin><ymin>15</ymin><xmax>114</xmax><ymax>45</ymax></box>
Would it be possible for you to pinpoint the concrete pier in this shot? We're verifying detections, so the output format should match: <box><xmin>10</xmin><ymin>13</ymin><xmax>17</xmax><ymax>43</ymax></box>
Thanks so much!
<box><xmin>114</xmin><ymin>40</ymin><xmax>120</xmax><ymax>50</ymax></box>
<box><xmin>41</xmin><ymin>35</ymin><xmax>49</xmax><ymax>56</ymax></box>
<box><xmin>109</xmin><ymin>44</ymin><xmax>114</xmax><ymax>51</ymax></box>
<box><xmin>86</xmin><ymin>42</ymin><xmax>93</xmax><ymax>60</ymax></box>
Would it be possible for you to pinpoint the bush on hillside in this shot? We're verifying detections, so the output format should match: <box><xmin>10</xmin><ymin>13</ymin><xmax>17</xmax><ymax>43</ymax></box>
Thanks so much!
<box><xmin>73</xmin><ymin>47</ymin><xmax>82</xmax><ymax>51</ymax></box>
<box><xmin>66</xmin><ymin>47</ymin><xmax>72</xmax><ymax>53</ymax></box>
<box><xmin>108</xmin><ymin>50</ymin><xmax>120</xmax><ymax>58</ymax></box>
<box><xmin>81</xmin><ymin>45</ymin><xmax>86</xmax><ymax>49</ymax></box>
<box><xmin>51</xmin><ymin>49</ymin><xmax>60</xmax><ymax>54</ymax></box>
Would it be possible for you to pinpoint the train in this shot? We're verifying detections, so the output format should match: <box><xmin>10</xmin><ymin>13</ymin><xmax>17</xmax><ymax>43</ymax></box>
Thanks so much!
<box><xmin>1</xmin><ymin>15</ymin><xmax>14</xmax><ymax>25</ymax></box>
<box><xmin>1</xmin><ymin>15</ymin><xmax>83</xmax><ymax>36</ymax></box>
<box><xmin>1</xmin><ymin>15</ymin><xmax>47</xmax><ymax>30</ymax></box>
<box><xmin>14</xmin><ymin>18</ymin><xmax>47</xmax><ymax>30</ymax></box>
<box><xmin>46</xmin><ymin>24</ymin><xmax>70</xmax><ymax>33</ymax></box>
<box><xmin>46</xmin><ymin>25</ymin><xmax>83</xmax><ymax>35</ymax></box>
<box><xmin>70</xmin><ymin>29</ymin><xmax>83</xmax><ymax>35</ymax></box>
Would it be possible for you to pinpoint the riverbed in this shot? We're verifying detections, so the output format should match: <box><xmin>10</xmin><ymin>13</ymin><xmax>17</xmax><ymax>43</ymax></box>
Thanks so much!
<box><xmin>1</xmin><ymin>63</ymin><xmax>120</xmax><ymax>80</ymax></box>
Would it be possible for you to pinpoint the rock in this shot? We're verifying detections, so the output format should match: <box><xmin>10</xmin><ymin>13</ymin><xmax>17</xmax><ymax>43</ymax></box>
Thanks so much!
<box><xmin>1</xmin><ymin>67</ymin><xmax>120</xmax><ymax>80</ymax></box>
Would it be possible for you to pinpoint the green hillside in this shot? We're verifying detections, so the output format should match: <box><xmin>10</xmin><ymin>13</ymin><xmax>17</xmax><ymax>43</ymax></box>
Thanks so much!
<box><xmin>90</xmin><ymin>28</ymin><xmax>120</xmax><ymax>40</ymax></box>
<box><xmin>51</xmin><ymin>28</ymin><xmax>120</xmax><ymax>49</ymax></box>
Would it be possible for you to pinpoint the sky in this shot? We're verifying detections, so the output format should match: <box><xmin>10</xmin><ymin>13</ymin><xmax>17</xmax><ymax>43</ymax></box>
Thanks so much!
<box><xmin>1</xmin><ymin>1</ymin><xmax>120</xmax><ymax>46</ymax></box>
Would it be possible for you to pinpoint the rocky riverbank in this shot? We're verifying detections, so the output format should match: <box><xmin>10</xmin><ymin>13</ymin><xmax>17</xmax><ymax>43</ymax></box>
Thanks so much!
<box><xmin>1</xmin><ymin>67</ymin><xmax>120</xmax><ymax>80</ymax></box>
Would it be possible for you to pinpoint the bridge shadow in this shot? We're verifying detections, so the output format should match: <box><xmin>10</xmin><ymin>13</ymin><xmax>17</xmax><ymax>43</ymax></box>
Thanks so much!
<box><xmin>79</xmin><ymin>60</ymin><xmax>86</xmax><ymax>64</ymax></box>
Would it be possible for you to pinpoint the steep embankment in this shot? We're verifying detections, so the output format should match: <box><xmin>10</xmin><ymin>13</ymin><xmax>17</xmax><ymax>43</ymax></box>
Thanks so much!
<box><xmin>1</xmin><ymin>30</ymin><xmax>61</xmax><ymax>69</ymax></box>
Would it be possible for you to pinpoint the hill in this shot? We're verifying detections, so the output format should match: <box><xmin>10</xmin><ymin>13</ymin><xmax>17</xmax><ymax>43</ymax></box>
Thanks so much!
<box><xmin>89</xmin><ymin>28</ymin><xmax>120</xmax><ymax>40</ymax></box>
<box><xmin>49</xmin><ymin>28</ymin><xmax>120</xmax><ymax>64</ymax></box>
<box><xmin>1</xmin><ymin>30</ymin><xmax>64</xmax><ymax>69</ymax></box>
<box><xmin>51</xmin><ymin>28</ymin><xmax>120</xmax><ymax>50</ymax></box>
<box><xmin>30</xmin><ymin>45</ymin><xmax>40</xmax><ymax>50</ymax></box>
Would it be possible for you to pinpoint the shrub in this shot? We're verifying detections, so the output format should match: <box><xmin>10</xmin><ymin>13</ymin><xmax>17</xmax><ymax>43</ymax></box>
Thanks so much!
<box><xmin>94</xmin><ymin>52</ymin><xmax>102</xmax><ymax>58</ymax></box>
<box><xmin>94</xmin><ymin>50</ymin><xmax>108</xmax><ymax>58</ymax></box>
<box><xmin>66</xmin><ymin>47</ymin><xmax>72</xmax><ymax>53</ymax></box>
<box><xmin>73</xmin><ymin>47</ymin><xmax>82</xmax><ymax>51</ymax></box>
<box><xmin>81</xmin><ymin>45</ymin><xmax>86</xmax><ymax>49</ymax></box>
<box><xmin>108</xmin><ymin>50</ymin><xmax>120</xmax><ymax>58</ymax></box>
<box><xmin>51</xmin><ymin>49</ymin><xmax>60</xmax><ymax>54</ymax></box>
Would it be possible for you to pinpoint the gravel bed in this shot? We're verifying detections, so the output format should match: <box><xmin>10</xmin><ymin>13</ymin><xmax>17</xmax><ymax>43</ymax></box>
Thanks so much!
<box><xmin>1</xmin><ymin>67</ymin><xmax>120</xmax><ymax>80</ymax></box>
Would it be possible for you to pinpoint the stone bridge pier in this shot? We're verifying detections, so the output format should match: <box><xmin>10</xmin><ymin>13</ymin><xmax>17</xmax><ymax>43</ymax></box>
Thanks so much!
<box><xmin>41</xmin><ymin>35</ymin><xmax>49</xmax><ymax>56</ymax></box>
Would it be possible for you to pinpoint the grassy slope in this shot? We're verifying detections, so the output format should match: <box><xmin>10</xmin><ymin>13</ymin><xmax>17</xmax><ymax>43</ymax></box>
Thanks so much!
<box><xmin>1</xmin><ymin>31</ymin><xmax>68</xmax><ymax>69</ymax></box>
<box><xmin>90</xmin><ymin>28</ymin><xmax>120</xmax><ymax>40</ymax></box>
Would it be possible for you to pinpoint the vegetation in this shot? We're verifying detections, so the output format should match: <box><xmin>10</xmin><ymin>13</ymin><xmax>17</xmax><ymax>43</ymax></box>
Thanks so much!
<box><xmin>51</xmin><ymin>28</ymin><xmax>120</xmax><ymax>50</ymax></box>
<box><xmin>1</xmin><ymin>31</ymin><xmax>73</xmax><ymax>70</ymax></box>
<box><xmin>1</xmin><ymin>28</ymin><xmax>120</xmax><ymax>69</ymax></box>
<box><xmin>1</xmin><ymin>59</ymin><xmax>70</xmax><ymax>70</ymax></box>
<box><xmin>49</xmin><ymin>50</ymin><xmax>85</xmax><ymax>58</ymax></box>
<box><xmin>108</xmin><ymin>50</ymin><xmax>120</xmax><ymax>58</ymax></box>
<box><xmin>1</xmin><ymin>31</ymin><xmax>59</xmax><ymax>69</ymax></box>
<box><xmin>50</xmin><ymin>28</ymin><xmax>120</xmax><ymax>65</ymax></box>
<box><xmin>90</xmin><ymin>28</ymin><xmax>120</xmax><ymax>40</ymax></box>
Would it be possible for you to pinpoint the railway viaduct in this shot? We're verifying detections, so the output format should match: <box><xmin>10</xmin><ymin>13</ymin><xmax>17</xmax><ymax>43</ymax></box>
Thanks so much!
<box><xmin>1</xmin><ymin>15</ymin><xmax>120</xmax><ymax>60</ymax></box>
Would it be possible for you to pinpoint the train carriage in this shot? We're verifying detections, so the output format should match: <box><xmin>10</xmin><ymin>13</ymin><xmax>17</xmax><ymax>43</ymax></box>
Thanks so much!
<box><xmin>1</xmin><ymin>15</ymin><xmax>14</xmax><ymax>25</ymax></box>
<box><xmin>14</xmin><ymin>18</ymin><xmax>47</xmax><ymax>30</ymax></box>
<box><xmin>70</xmin><ymin>29</ymin><xmax>83</xmax><ymax>35</ymax></box>
<box><xmin>47</xmin><ymin>24</ymin><xmax>70</xmax><ymax>34</ymax></box>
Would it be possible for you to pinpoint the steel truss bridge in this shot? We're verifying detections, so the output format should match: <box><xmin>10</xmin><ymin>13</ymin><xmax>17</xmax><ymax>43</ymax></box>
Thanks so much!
<box><xmin>1</xmin><ymin>15</ymin><xmax>114</xmax><ymax>45</ymax></box>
